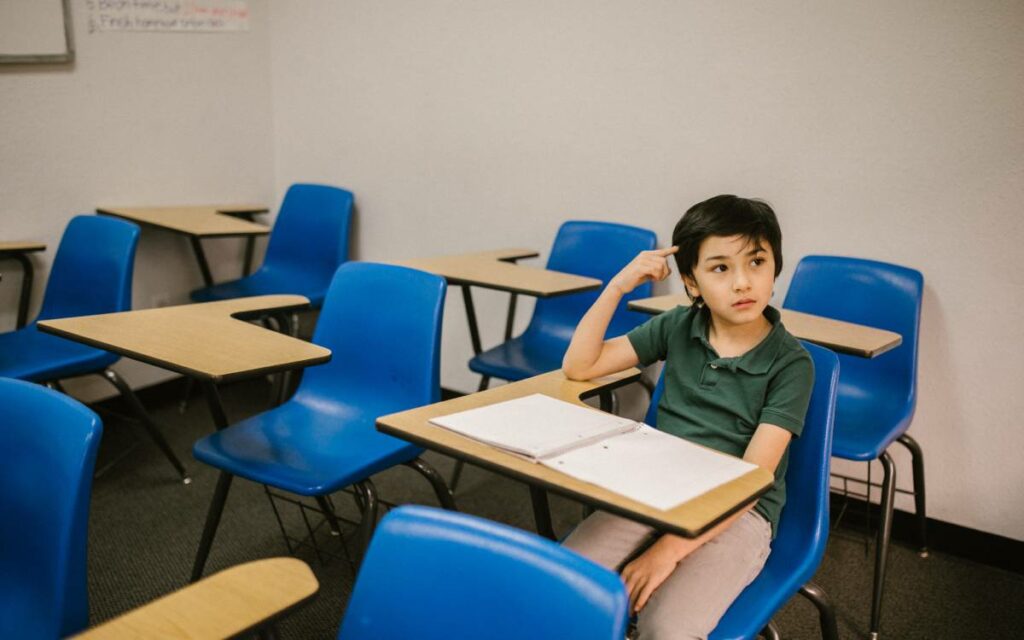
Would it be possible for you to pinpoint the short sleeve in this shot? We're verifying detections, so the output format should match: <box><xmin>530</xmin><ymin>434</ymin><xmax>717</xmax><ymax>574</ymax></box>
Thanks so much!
<box><xmin>626</xmin><ymin>306</ymin><xmax>684</xmax><ymax>367</ymax></box>
<box><xmin>758</xmin><ymin>351</ymin><xmax>814</xmax><ymax>437</ymax></box>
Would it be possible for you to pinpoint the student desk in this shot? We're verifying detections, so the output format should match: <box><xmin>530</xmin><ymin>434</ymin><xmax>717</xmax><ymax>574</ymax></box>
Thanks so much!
<box><xmin>73</xmin><ymin>558</ymin><xmax>318</xmax><ymax>639</ymax></box>
<box><xmin>0</xmin><ymin>241</ymin><xmax>46</xmax><ymax>328</ymax></box>
<box><xmin>96</xmin><ymin>205</ymin><xmax>270</xmax><ymax>287</ymax></box>
<box><xmin>628</xmin><ymin>293</ymin><xmax>902</xmax><ymax>358</ymax></box>
<box><xmin>378</xmin><ymin>369</ymin><xmax>774</xmax><ymax>541</ymax></box>
<box><xmin>393</xmin><ymin>249</ymin><xmax>602</xmax><ymax>358</ymax></box>
<box><xmin>37</xmin><ymin>295</ymin><xmax>330</xmax><ymax>432</ymax></box>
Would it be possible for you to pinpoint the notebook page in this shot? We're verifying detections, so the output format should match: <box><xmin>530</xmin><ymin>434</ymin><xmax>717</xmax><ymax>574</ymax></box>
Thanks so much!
<box><xmin>429</xmin><ymin>393</ymin><xmax>638</xmax><ymax>459</ymax></box>
<box><xmin>541</xmin><ymin>425</ymin><xmax>758</xmax><ymax>511</ymax></box>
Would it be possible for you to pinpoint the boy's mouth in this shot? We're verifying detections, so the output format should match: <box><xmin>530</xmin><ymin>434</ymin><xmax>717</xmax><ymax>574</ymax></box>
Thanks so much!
<box><xmin>732</xmin><ymin>298</ymin><xmax>756</xmax><ymax>308</ymax></box>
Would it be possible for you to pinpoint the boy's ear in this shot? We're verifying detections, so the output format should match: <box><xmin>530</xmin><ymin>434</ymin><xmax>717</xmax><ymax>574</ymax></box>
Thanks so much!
<box><xmin>681</xmin><ymin>273</ymin><xmax>700</xmax><ymax>299</ymax></box>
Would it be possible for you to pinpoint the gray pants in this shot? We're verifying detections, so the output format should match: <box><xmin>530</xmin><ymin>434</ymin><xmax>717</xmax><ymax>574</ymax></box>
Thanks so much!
<box><xmin>563</xmin><ymin>510</ymin><xmax>772</xmax><ymax>640</ymax></box>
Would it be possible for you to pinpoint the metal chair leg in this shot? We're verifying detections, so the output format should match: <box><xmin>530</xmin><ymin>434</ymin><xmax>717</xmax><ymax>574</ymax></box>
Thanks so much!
<box><xmin>315</xmin><ymin>496</ymin><xmax>344</xmax><ymax>537</ymax></box>
<box><xmin>100</xmin><ymin>369</ymin><xmax>190</xmax><ymax>483</ymax></box>
<box><xmin>178</xmin><ymin>377</ymin><xmax>194</xmax><ymax>414</ymax></box>
<box><xmin>897</xmin><ymin>433</ymin><xmax>928</xmax><ymax>557</ymax></box>
<box><xmin>405</xmin><ymin>458</ymin><xmax>458</xmax><ymax>511</ymax></box>
<box><xmin>191</xmin><ymin>471</ymin><xmax>234</xmax><ymax>582</ymax></box>
<box><xmin>800</xmin><ymin>580</ymin><xmax>839</xmax><ymax>640</ymax></box>
<box><xmin>530</xmin><ymin>486</ymin><xmax>556</xmax><ymax>540</ymax></box>
<box><xmin>449</xmin><ymin>461</ymin><xmax>466</xmax><ymax>493</ymax></box>
<box><xmin>355</xmin><ymin>479</ymin><xmax>379</xmax><ymax>564</ymax></box>
<box><xmin>760</xmin><ymin>620</ymin><xmax>781</xmax><ymax>640</ymax></box>
<box><xmin>869</xmin><ymin>452</ymin><xmax>897</xmax><ymax>640</ymax></box>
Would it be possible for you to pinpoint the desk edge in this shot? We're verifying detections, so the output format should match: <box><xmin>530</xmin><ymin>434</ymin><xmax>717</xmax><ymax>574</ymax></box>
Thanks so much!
<box><xmin>96</xmin><ymin>208</ymin><xmax>271</xmax><ymax>238</ymax></box>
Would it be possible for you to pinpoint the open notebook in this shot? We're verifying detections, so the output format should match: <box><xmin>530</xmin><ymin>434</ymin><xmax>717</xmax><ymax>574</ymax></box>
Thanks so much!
<box><xmin>430</xmin><ymin>393</ymin><xmax>758</xmax><ymax>511</ymax></box>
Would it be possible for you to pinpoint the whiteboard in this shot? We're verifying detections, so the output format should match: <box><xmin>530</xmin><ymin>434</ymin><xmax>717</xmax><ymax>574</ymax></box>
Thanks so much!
<box><xmin>0</xmin><ymin>0</ymin><xmax>74</xmax><ymax>63</ymax></box>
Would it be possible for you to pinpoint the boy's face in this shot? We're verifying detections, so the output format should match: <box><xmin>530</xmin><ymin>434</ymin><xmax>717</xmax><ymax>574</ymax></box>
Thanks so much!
<box><xmin>682</xmin><ymin>234</ymin><xmax>776</xmax><ymax>329</ymax></box>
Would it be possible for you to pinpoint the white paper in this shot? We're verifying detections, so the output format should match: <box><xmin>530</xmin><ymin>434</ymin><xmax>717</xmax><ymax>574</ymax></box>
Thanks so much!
<box><xmin>86</xmin><ymin>0</ymin><xmax>250</xmax><ymax>33</ymax></box>
<box><xmin>429</xmin><ymin>393</ymin><xmax>637</xmax><ymax>459</ymax></box>
<box><xmin>541</xmin><ymin>425</ymin><xmax>757</xmax><ymax>511</ymax></box>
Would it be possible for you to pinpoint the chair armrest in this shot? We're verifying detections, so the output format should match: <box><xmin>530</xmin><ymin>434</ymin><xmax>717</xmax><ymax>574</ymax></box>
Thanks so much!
<box><xmin>72</xmin><ymin>557</ymin><xmax>319</xmax><ymax>639</ymax></box>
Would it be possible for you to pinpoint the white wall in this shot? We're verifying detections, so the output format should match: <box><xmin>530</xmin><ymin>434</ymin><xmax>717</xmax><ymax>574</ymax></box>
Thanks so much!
<box><xmin>268</xmin><ymin>1</ymin><xmax>1024</xmax><ymax>540</ymax></box>
<box><xmin>0</xmin><ymin>0</ymin><xmax>275</xmax><ymax>399</ymax></box>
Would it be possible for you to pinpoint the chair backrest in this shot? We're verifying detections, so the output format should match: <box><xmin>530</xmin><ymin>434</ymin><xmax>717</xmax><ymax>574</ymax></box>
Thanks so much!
<box><xmin>783</xmin><ymin>256</ymin><xmax>923</xmax><ymax>419</ymax></box>
<box><xmin>295</xmin><ymin>262</ymin><xmax>445</xmax><ymax>416</ymax></box>
<box><xmin>36</xmin><ymin>215</ymin><xmax>139</xmax><ymax>322</ymax></box>
<box><xmin>762</xmin><ymin>342</ymin><xmax>839</xmax><ymax>577</ymax></box>
<box><xmin>337</xmin><ymin>505</ymin><xmax>629</xmax><ymax>640</ymax></box>
<box><xmin>0</xmin><ymin>378</ymin><xmax>102</xmax><ymax>639</ymax></box>
<box><xmin>708</xmin><ymin>342</ymin><xmax>840</xmax><ymax>639</ymax></box>
<box><xmin>526</xmin><ymin>221</ymin><xmax>657</xmax><ymax>344</ymax></box>
<box><xmin>262</xmin><ymin>183</ymin><xmax>354</xmax><ymax>280</ymax></box>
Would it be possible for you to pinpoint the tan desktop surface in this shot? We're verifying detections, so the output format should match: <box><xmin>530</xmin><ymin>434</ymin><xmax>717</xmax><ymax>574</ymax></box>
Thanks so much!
<box><xmin>379</xmin><ymin>369</ymin><xmax>773</xmax><ymax>538</ymax></box>
<box><xmin>38</xmin><ymin>295</ymin><xmax>330</xmax><ymax>382</ymax></box>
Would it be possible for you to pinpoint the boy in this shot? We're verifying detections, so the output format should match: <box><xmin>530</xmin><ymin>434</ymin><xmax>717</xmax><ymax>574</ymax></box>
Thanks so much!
<box><xmin>562</xmin><ymin>195</ymin><xmax>814</xmax><ymax>639</ymax></box>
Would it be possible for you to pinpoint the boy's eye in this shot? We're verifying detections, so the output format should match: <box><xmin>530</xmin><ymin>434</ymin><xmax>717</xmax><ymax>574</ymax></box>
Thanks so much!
<box><xmin>711</xmin><ymin>264</ymin><xmax>727</xmax><ymax>273</ymax></box>
<box><xmin>751</xmin><ymin>257</ymin><xmax>765</xmax><ymax>267</ymax></box>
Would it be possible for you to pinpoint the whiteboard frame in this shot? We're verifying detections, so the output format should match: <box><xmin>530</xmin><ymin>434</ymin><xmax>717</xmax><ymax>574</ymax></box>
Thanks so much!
<box><xmin>0</xmin><ymin>0</ymin><xmax>75</xmax><ymax>65</ymax></box>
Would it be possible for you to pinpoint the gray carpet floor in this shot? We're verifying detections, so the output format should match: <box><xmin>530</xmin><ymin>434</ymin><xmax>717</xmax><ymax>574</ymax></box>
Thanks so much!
<box><xmin>86</xmin><ymin>377</ymin><xmax>1024</xmax><ymax>639</ymax></box>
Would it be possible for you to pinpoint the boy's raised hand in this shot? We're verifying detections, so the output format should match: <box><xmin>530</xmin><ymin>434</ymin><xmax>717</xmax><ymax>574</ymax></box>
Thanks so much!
<box><xmin>609</xmin><ymin>246</ymin><xmax>679</xmax><ymax>295</ymax></box>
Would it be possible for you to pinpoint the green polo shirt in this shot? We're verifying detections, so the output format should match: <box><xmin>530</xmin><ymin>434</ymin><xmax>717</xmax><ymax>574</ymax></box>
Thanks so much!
<box><xmin>627</xmin><ymin>304</ymin><xmax>814</xmax><ymax>537</ymax></box>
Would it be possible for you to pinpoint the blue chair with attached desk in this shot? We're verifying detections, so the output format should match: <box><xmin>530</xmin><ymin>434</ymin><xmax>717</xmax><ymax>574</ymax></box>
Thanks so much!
<box><xmin>0</xmin><ymin>215</ymin><xmax>188</xmax><ymax>481</ymax></box>
<box><xmin>190</xmin><ymin>183</ymin><xmax>354</xmax><ymax>312</ymax></box>
<box><xmin>783</xmin><ymin>255</ymin><xmax>925</xmax><ymax>640</ymax></box>
<box><xmin>642</xmin><ymin>341</ymin><xmax>841</xmax><ymax>640</ymax></box>
<box><xmin>190</xmin><ymin>262</ymin><xmax>456</xmax><ymax>581</ymax></box>
<box><xmin>338</xmin><ymin>505</ymin><xmax>629</xmax><ymax>640</ymax></box>
<box><xmin>468</xmin><ymin>220</ymin><xmax>657</xmax><ymax>389</ymax></box>
<box><xmin>456</xmin><ymin>221</ymin><xmax>656</xmax><ymax>489</ymax></box>
<box><xmin>0</xmin><ymin>378</ymin><xmax>102</xmax><ymax>639</ymax></box>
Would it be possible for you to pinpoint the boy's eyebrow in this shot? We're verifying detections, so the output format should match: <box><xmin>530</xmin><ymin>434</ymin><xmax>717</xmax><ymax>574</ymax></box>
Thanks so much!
<box><xmin>703</xmin><ymin>245</ymin><xmax>766</xmax><ymax>262</ymax></box>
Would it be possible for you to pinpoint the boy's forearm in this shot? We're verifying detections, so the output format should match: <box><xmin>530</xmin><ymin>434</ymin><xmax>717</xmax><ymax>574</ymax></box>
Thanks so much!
<box><xmin>652</xmin><ymin>502</ymin><xmax>755</xmax><ymax>563</ymax></box>
<box><xmin>562</xmin><ymin>285</ymin><xmax>624</xmax><ymax>377</ymax></box>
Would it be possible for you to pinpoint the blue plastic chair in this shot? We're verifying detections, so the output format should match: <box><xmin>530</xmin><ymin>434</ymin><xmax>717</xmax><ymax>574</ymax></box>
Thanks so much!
<box><xmin>190</xmin><ymin>183</ymin><xmax>354</xmax><ymax>309</ymax></box>
<box><xmin>783</xmin><ymin>255</ymin><xmax>925</xmax><ymax>639</ymax></box>
<box><xmin>338</xmin><ymin>505</ymin><xmax>629</xmax><ymax>640</ymax></box>
<box><xmin>0</xmin><ymin>378</ymin><xmax>103</xmax><ymax>639</ymax></box>
<box><xmin>468</xmin><ymin>220</ymin><xmax>657</xmax><ymax>388</ymax></box>
<box><xmin>190</xmin><ymin>262</ymin><xmax>456</xmax><ymax>581</ymax></box>
<box><xmin>0</xmin><ymin>215</ymin><xmax>188</xmax><ymax>481</ymax></box>
<box><xmin>0</xmin><ymin>216</ymin><xmax>135</xmax><ymax>381</ymax></box>
<box><xmin>639</xmin><ymin>342</ymin><xmax>841</xmax><ymax>640</ymax></box>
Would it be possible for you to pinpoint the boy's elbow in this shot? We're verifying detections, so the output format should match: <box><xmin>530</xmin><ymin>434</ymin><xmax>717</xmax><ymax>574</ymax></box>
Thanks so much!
<box><xmin>563</xmin><ymin>366</ymin><xmax>586</xmax><ymax>381</ymax></box>
<box><xmin>561</xmin><ymin>357</ymin><xmax>588</xmax><ymax>381</ymax></box>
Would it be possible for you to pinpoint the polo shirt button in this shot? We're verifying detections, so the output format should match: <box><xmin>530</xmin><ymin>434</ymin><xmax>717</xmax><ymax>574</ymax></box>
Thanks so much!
<box><xmin>710</xmin><ymin>364</ymin><xmax>718</xmax><ymax>369</ymax></box>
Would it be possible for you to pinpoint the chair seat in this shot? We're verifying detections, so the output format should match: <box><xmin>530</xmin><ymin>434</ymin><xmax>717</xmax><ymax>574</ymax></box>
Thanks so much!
<box><xmin>192</xmin><ymin>397</ymin><xmax>423</xmax><ymax>495</ymax></box>
<box><xmin>468</xmin><ymin>334</ymin><xmax>566</xmax><ymax>382</ymax></box>
<box><xmin>832</xmin><ymin>384</ymin><xmax>913</xmax><ymax>461</ymax></box>
<box><xmin>0</xmin><ymin>325</ymin><xmax>117</xmax><ymax>382</ymax></box>
<box><xmin>190</xmin><ymin>267</ymin><xmax>332</xmax><ymax>308</ymax></box>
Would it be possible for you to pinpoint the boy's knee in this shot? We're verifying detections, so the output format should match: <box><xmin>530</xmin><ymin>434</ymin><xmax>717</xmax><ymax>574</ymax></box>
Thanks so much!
<box><xmin>635</xmin><ymin>595</ymin><xmax>718</xmax><ymax>640</ymax></box>
<box><xmin>635</xmin><ymin>621</ymin><xmax>706</xmax><ymax>640</ymax></box>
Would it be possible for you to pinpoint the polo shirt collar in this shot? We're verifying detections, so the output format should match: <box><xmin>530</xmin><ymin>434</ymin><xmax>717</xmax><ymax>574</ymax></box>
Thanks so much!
<box><xmin>689</xmin><ymin>304</ymin><xmax>784</xmax><ymax>375</ymax></box>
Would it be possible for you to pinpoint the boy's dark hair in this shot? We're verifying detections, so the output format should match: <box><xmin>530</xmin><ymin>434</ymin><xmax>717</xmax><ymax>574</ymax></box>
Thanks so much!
<box><xmin>671</xmin><ymin>195</ymin><xmax>783</xmax><ymax>303</ymax></box>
